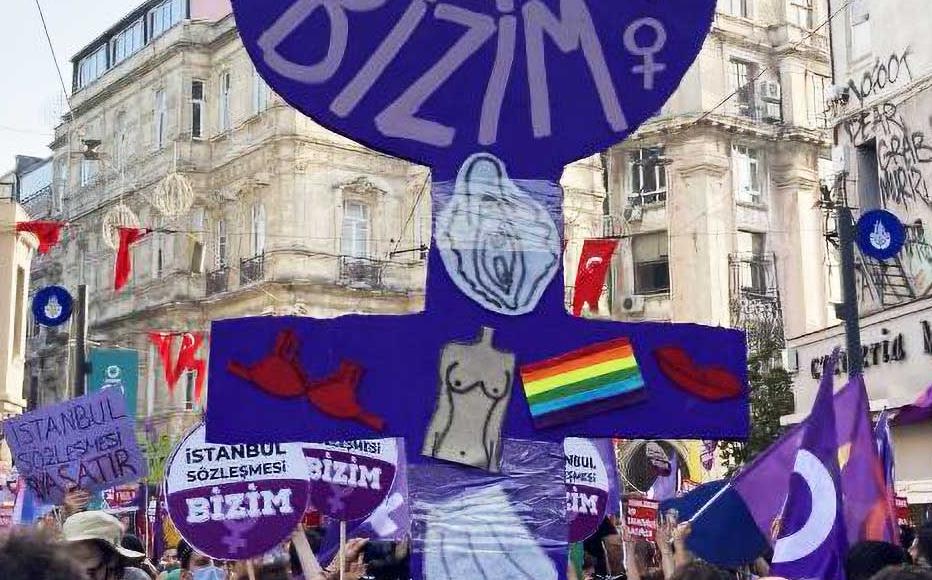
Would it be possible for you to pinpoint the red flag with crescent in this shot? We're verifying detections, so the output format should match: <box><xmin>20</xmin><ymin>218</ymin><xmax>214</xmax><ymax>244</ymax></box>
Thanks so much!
<box><xmin>572</xmin><ymin>239</ymin><xmax>619</xmax><ymax>316</ymax></box>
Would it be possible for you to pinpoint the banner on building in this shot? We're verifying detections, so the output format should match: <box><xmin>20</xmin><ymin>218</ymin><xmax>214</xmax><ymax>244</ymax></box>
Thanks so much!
<box><xmin>89</xmin><ymin>349</ymin><xmax>139</xmax><ymax>418</ymax></box>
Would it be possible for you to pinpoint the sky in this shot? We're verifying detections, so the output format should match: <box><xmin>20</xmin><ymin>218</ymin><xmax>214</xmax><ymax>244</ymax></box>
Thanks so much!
<box><xmin>0</xmin><ymin>0</ymin><xmax>133</xmax><ymax>170</ymax></box>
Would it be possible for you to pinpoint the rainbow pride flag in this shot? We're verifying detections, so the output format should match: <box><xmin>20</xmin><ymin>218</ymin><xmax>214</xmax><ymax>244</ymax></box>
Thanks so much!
<box><xmin>520</xmin><ymin>337</ymin><xmax>646</xmax><ymax>428</ymax></box>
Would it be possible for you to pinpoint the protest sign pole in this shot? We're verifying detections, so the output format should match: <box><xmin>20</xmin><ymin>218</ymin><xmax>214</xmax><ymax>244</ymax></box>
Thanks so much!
<box><xmin>339</xmin><ymin>520</ymin><xmax>347</xmax><ymax>580</ymax></box>
<box><xmin>291</xmin><ymin>524</ymin><xmax>322</xmax><ymax>577</ymax></box>
<box><xmin>73</xmin><ymin>284</ymin><xmax>88</xmax><ymax>397</ymax></box>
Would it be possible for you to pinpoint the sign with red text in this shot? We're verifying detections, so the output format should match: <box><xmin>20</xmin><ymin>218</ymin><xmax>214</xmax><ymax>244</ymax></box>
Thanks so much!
<box><xmin>895</xmin><ymin>496</ymin><xmax>911</xmax><ymax>527</ymax></box>
<box><xmin>625</xmin><ymin>496</ymin><xmax>659</xmax><ymax>541</ymax></box>
<box><xmin>164</xmin><ymin>423</ymin><xmax>309</xmax><ymax>560</ymax></box>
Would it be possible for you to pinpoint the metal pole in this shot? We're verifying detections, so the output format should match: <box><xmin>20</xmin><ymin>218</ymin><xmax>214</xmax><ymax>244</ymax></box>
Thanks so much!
<box><xmin>74</xmin><ymin>284</ymin><xmax>88</xmax><ymax>397</ymax></box>
<box><xmin>837</xmin><ymin>206</ymin><xmax>863</xmax><ymax>377</ymax></box>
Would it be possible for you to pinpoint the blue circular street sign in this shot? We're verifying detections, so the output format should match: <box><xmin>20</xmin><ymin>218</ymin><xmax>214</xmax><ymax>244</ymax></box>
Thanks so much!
<box><xmin>857</xmin><ymin>210</ymin><xmax>906</xmax><ymax>261</ymax></box>
<box><xmin>32</xmin><ymin>286</ymin><xmax>73</xmax><ymax>327</ymax></box>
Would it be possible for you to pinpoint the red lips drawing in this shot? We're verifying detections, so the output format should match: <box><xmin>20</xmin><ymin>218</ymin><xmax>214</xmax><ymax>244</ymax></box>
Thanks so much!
<box><xmin>654</xmin><ymin>346</ymin><xmax>743</xmax><ymax>402</ymax></box>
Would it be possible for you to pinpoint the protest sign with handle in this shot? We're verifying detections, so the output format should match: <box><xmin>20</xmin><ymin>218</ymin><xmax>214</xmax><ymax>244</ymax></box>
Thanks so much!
<box><xmin>164</xmin><ymin>423</ymin><xmax>309</xmax><ymax>560</ymax></box>
<box><xmin>625</xmin><ymin>496</ymin><xmax>660</xmax><ymax>541</ymax></box>
<box><xmin>2</xmin><ymin>389</ymin><xmax>146</xmax><ymax>504</ymax></box>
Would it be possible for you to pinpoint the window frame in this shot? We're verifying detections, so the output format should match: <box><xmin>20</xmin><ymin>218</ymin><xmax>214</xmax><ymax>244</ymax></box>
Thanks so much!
<box><xmin>251</xmin><ymin>202</ymin><xmax>266</xmax><ymax>257</ymax></box>
<box><xmin>154</xmin><ymin>88</ymin><xmax>167</xmax><ymax>150</ymax></box>
<box><xmin>341</xmin><ymin>200</ymin><xmax>371</xmax><ymax>261</ymax></box>
<box><xmin>218</xmin><ymin>71</ymin><xmax>233</xmax><ymax>132</ymax></box>
<box><xmin>628</xmin><ymin>147</ymin><xmax>668</xmax><ymax>201</ymax></box>
<box><xmin>77</xmin><ymin>45</ymin><xmax>108</xmax><ymax>89</ymax></box>
<box><xmin>789</xmin><ymin>0</ymin><xmax>815</xmax><ymax>29</ymax></box>
<box><xmin>215</xmin><ymin>218</ymin><xmax>228</xmax><ymax>269</ymax></box>
<box><xmin>723</xmin><ymin>0</ymin><xmax>749</xmax><ymax>18</ymax></box>
<box><xmin>191</xmin><ymin>79</ymin><xmax>206</xmax><ymax>140</ymax></box>
<box><xmin>80</xmin><ymin>158</ymin><xmax>99</xmax><ymax>187</ymax></box>
<box><xmin>252</xmin><ymin>67</ymin><xmax>271</xmax><ymax>115</ymax></box>
<box><xmin>110</xmin><ymin>19</ymin><xmax>144</xmax><ymax>66</ymax></box>
<box><xmin>632</xmin><ymin>231</ymin><xmax>670</xmax><ymax>296</ymax></box>
<box><xmin>148</xmin><ymin>0</ymin><xmax>186</xmax><ymax>40</ymax></box>
<box><xmin>733</xmin><ymin>144</ymin><xmax>764</xmax><ymax>204</ymax></box>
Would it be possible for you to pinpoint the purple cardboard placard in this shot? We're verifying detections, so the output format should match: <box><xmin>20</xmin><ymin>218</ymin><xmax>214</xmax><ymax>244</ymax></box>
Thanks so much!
<box><xmin>565</xmin><ymin>438</ymin><xmax>618</xmax><ymax>543</ymax></box>
<box><xmin>163</xmin><ymin>423</ymin><xmax>309</xmax><ymax>561</ymax></box>
<box><xmin>304</xmin><ymin>438</ymin><xmax>398</xmax><ymax>522</ymax></box>
<box><xmin>2</xmin><ymin>389</ymin><xmax>146</xmax><ymax>504</ymax></box>
<box><xmin>232</xmin><ymin>0</ymin><xmax>716</xmax><ymax>179</ymax></box>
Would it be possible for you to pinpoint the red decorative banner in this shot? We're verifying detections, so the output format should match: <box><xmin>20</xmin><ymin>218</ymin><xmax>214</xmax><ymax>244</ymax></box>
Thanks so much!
<box><xmin>16</xmin><ymin>221</ymin><xmax>65</xmax><ymax>254</ymax></box>
<box><xmin>625</xmin><ymin>496</ymin><xmax>659</xmax><ymax>541</ymax></box>
<box><xmin>149</xmin><ymin>332</ymin><xmax>207</xmax><ymax>400</ymax></box>
<box><xmin>114</xmin><ymin>227</ymin><xmax>150</xmax><ymax>291</ymax></box>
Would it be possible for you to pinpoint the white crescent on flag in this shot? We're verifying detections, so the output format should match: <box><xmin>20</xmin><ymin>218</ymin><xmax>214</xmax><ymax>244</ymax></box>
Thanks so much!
<box><xmin>772</xmin><ymin>450</ymin><xmax>838</xmax><ymax>564</ymax></box>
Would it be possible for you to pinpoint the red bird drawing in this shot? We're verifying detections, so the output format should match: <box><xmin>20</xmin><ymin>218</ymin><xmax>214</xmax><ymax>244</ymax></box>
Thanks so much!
<box><xmin>228</xmin><ymin>329</ymin><xmax>385</xmax><ymax>432</ymax></box>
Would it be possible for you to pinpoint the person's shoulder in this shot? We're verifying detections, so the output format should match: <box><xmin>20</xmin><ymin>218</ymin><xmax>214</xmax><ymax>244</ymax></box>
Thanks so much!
<box><xmin>123</xmin><ymin>567</ymin><xmax>152</xmax><ymax>580</ymax></box>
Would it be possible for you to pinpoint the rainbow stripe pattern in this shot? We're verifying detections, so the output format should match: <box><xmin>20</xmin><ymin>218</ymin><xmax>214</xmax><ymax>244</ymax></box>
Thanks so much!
<box><xmin>520</xmin><ymin>337</ymin><xmax>646</xmax><ymax>428</ymax></box>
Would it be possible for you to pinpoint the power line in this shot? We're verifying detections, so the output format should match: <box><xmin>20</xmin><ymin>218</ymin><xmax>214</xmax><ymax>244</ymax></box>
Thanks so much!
<box><xmin>32</xmin><ymin>0</ymin><xmax>74</xmax><ymax>122</ymax></box>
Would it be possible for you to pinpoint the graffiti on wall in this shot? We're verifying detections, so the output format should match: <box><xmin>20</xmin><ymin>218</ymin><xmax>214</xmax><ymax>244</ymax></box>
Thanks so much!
<box><xmin>844</xmin><ymin>101</ymin><xmax>932</xmax><ymax>209</ymax></box>
<box><xmin>847</xmin><ymin>50</ymin><xmax>913</xmax><ymax>106</ymax></box>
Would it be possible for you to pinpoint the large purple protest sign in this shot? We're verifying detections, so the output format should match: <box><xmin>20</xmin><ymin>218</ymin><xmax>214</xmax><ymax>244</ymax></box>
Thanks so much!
<box><xmin>163</xmin><ymin>423</ymin><xmax>309</xmax><ymax>561</ymax></box>
<box><xmin>233</xmin><ymin>0</ymin><xmax>715</xmax><ymax>179</ymax></box>
<box><xmin>2</xmin><ymin>389</ymin><xmax>146</xmax><ymax>504</ymax></box>
<box><xmin>304</xmin><ymin>438</ymin><xmax>398</xmax><ymax>522</ymax></box>
<box><xmin>209</xmin><ymin>0</ymin><xmax>749</xmax><ymax>452</ymax></box>
<box><xmin>565</xmin><ymin>438</ymin><xmax>618</xmax><ymax>543</ymax></box>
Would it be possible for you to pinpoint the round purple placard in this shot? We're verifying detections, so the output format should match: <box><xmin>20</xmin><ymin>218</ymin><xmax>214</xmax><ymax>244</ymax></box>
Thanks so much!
<box><xmin>164</xmin><ymin>423</ymin><xmax>309</xmax><ymax>560</ymax></box>
<box><xmin>565</xmin><ymin>437</ymin><xmax>611</xmax><ymax>543</ymax></box>
<box><xmin>303</xmin><ymin>439</ymin><xmax>398</xmax><ymax>522</ymax></box>
<box><xmin>232</xmin><ymin>0</ymin><xmax>716</xmax><ymax>176</ymax></box>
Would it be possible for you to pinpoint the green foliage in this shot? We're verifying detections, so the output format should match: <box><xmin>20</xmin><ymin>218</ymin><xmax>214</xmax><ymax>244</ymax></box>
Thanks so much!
<box><xmin>719</xmin><ymin>338</ymin><xmax>795</xmax><ymax>476</ymax></box>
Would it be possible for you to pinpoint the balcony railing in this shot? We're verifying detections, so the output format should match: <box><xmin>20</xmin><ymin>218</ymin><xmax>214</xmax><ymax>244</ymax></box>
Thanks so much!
<box><xmin>340</xmin><ymin>257</ymin><xmax>383</xmax><ymax>288</ymax></box>
<box><xmin>628</xmin><ymin>190</ymin><xmax>667</xmax><ymax>207</ymax></box>
<box><xmin>240</xmin><ymin>254</ymin><xmax>265</xmax><ymax>286</ymax></box>
<box><xmin>206</xmin><ymin>267</ymin><xmax>229</xmax><ymax>296</ymax></box>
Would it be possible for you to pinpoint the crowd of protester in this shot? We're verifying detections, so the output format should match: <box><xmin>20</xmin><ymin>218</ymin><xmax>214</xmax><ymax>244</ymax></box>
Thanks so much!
<box><xmin>0</xmin><ymin>487</ymin><xmax>929</xmax><ymax>579</ymax></box>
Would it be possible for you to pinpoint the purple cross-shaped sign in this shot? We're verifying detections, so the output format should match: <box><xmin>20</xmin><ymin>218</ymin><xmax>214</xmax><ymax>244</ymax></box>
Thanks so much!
<box><xmin>207</xmin><ymin>0</ymin><xmax>747</xmax><ymax>457</ymax></box>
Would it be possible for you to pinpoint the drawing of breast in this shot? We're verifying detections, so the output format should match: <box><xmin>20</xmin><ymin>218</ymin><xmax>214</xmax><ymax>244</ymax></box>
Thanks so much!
<box><xmin>438</xmin><ymin>154</ymin><xmax>560</xmax><ymax>315</ymax></box>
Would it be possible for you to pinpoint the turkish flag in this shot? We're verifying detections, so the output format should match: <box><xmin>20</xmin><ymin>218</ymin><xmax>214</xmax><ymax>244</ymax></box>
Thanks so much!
<box><xmin>148</xmin><ymin>332</ymin><xmax>206</xmax><ymax>400</ymax></box>
<box><xmin>114</xmin><ymin>227</ymin><xmax>150</xmax><ymax>291</ymax></box>
<box><xmin>16</xmin><ymin>220</ymin><xmax>65</xmax><ymax>254</ymax></box>
<box><xmin>572</xmin><ymin>239</ymin><xmax>619</xmax><ymax>316</ymax></box>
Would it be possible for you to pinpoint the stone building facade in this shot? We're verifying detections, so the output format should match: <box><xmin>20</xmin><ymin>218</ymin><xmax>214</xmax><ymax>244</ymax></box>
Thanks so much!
<box><xmin>786</xmin><ymin>0</ymin><xmax>932</xmax><ymax>508</ymax></box>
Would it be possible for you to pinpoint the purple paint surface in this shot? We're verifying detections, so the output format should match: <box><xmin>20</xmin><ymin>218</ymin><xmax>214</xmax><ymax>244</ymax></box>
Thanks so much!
<box><xmin>304</xmin><ymin>439</ymin><xmax>398</xmax><ymax>521</ymax></box>
<box><xmin>2</xmin><ymin>389</ymin><xmax>146</xmax><ymax>504</ymax></box>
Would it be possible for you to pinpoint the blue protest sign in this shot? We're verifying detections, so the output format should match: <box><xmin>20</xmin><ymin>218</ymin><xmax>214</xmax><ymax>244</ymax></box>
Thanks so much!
<box><xmin>857</xmin><ymin>210</ymin><xmax>906</xmax><ymax>261</ymax></box>
<box><xmin>32</xmin><ymin>286</ymin><xmax>73</xmax><ymax>327</ymax></box>
<box><xmin>88</xmin><ymin>349</ymin><xmax>140</xmax><ymax>418</ymax></box>
<box><xmin>2</xmin><ymin>389</ymin><xmax>147</xmax><ymax>504</ymax></box>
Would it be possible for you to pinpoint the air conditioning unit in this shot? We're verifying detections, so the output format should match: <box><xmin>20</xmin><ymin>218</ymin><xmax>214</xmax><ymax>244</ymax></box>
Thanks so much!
<box><xmin>623</xmin><ymin>205</ymin><xmax>643</xmax><ymax>222</ymax></box>
<box><xmin>762</xmin><ymin>101</ymin><xmax>783</xmax><ymax>123</ymax></box>
<box><xmin>619</xmin><ymin>295</ymin><xmax>646</xmax><ymax>315</ymax></box>
<box><xmin>758</xmin><ymin>80</ymin><xmax>782</xmax><ymax>102</ymax></box>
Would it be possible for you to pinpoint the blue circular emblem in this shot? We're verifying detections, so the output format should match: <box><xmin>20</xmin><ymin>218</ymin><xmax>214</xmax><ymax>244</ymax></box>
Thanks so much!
<box><xmin>32</xmin><ymin>286</ymin><xmax>73</xmax><ymax>327</ymax></box>
<box><xmin>857</xmin><ymin>210</ymin><xmax>906</xmax><ymax>261</ymax></box>
<box><xmin>232</xmin><ymin>0</ymin><xmax>716</xmax><ymax>177</ymax></box>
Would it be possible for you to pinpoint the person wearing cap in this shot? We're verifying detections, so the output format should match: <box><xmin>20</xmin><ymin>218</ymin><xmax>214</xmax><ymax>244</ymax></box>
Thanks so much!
<box><xmin>62</xmin><ymin>510</ymin><xmax>151</xmax><ymax>580</ymax></box>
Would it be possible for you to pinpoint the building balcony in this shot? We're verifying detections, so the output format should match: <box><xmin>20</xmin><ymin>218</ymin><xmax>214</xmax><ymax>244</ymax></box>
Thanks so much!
<box><xmin>206</xmin><ymin>267</ymin><xmax>230</xmax><ymax>296</ymax></box>
<box><xmin>339</xmin><ymin>257</ymin><xmax>383</xmax><ymax>289</ymax></box>
<box><xmin>239</xmin><ymin>254</ymin><xmax>265</xmax><ymax>286</ymax></box>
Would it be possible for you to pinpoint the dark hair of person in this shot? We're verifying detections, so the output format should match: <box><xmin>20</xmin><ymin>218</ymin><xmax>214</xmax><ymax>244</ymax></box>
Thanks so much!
<box><xmin>120</xmin><ymin>534</ymin><xmax>145</xmax><ymax>555</ymax></box>
<box><xmin>669</xmin><ymin>561</ymin><xmax>732</xmax><ymax>580</ymax></box>
<box><xmin>239</xmin><ymin>562</ymin><xmax>290</xmax><ymax>580</ymax></box>
<box><xmin>0</xmin><ymin>529</ymin><xmax>89</xmax><ymax>580</ymax></box>
<box><xmin>176</xmin><ymin>538</ymin><xmax>193</xmax><ymax>570</ymax></box>
<box><xmin>870</xmin><ymin>565</ymin><xmax>932</xmax><ymax>580</ymax></box>
<box><xmin>846</xmin><ymin>541</ymin><xmax>910</xmax><ymax>580</ymax></box>
<box><xmin>918</xmin><ymin>523</ymin><xmax>932</xmax><ymax>563</ymax></box>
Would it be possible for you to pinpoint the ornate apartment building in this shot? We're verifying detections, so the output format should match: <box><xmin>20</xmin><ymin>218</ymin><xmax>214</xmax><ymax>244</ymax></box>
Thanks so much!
<box><xmin>22</xmin><ymin>0</ymin><xmax>607</xmax><ymax>419</ymax></box>
<box><xmin>607</xmin><ymin>0</ymin><xmax>835</xmax><ymax>487</ymax></box>
<box><xmin>603</xmin><ymin>0</ymin><xmax>833</xmax><ymax>350</ymax></box>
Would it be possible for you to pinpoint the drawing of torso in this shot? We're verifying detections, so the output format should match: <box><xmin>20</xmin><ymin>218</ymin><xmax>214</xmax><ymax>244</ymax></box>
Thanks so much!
<box><xmin>424</xmin><ymin>328</ymin><xmax>515</xmax><ymax>472</ymax></box>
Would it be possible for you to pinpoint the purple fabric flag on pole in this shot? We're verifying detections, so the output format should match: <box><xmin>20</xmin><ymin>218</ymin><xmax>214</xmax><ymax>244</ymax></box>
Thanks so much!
<box><xmin>771</xmin><ymin>355</ymin><xmax>847</xmax><ymax>580</ymax></box>
<box><xmin>874</xmin><ymin>409</ymin><xmax>895</xmax><ymax>489</ymax></box>
<box><xmin>893</xmin><ymin>383</ymin><xmax>932</xmax><ymax>426</ymax></box>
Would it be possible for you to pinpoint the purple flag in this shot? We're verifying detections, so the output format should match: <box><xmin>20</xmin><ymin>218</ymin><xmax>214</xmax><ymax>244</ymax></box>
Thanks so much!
<box><xmin>893</xmin><ymin>383</ymin><xmax>932</xmax><ymax>426</ymax></box>
<box><xmin>874</xmin><ymin>409</ymin><xmax>895</xmax><ymax>489</ymax></box>
<box><xmin>771</xmin><ymin>355</ymin><xmax>847</xmax><ymax>580</ymax></box>
<box><xmin>648</xmin><ymin>452</ymin><xmax>679</xmax><ymax>501</ymax></box>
